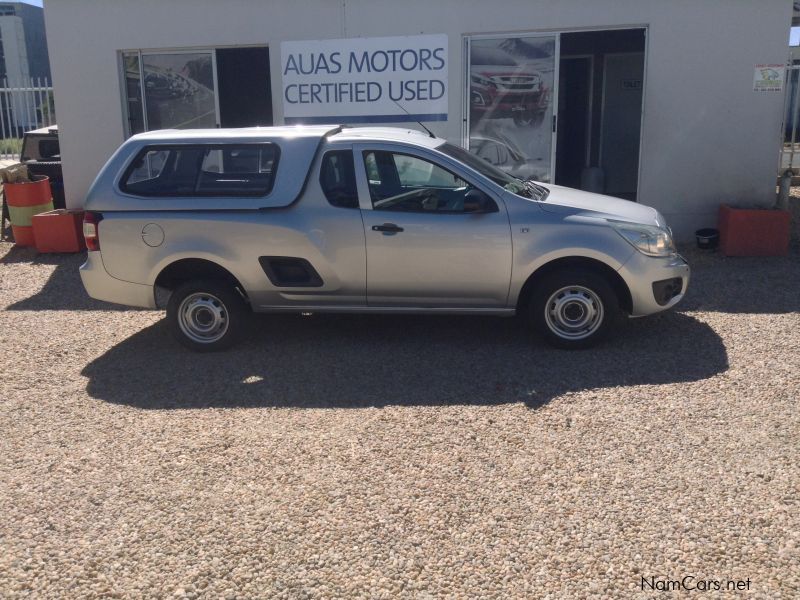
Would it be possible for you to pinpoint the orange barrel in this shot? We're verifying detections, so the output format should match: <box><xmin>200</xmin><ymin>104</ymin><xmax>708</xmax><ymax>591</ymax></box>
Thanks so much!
<box><xmin>5</xmin><ymin>175</ymin><xmax>54</xmax><ymax>246</ymax></box>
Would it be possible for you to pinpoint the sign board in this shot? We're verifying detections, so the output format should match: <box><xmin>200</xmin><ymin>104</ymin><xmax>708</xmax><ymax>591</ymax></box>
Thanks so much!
<box><xmin>281</xmin><ymin>34</ymin><xmax>448</xmax><ymax>124</ymax></box>
<box><xmin>753</xmin><ymin>64</ymin><xmax>784</xmax><ymax>92</ymax></box>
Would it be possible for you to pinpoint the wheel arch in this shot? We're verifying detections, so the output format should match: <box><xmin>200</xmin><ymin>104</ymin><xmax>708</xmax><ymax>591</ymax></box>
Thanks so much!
<box><xmin>516</xmin><ymin>256</ymin><xmax>633</xmax><ymax>315</ymax></box>
<box><xmin>154</xmin><ymin>258</ymin><xmax>248</xmax><ymax>308</ymax></box>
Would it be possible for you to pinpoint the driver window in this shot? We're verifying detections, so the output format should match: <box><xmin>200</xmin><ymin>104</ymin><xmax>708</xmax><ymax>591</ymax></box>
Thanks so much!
<box><xmin>363</xmin><ymin>150</ymin><xmax>486</xmax><ymax>213</ymax></box>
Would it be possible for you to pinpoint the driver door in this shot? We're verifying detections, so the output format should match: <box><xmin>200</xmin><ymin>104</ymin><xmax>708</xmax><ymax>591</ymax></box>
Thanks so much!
<box><xmin>353</xmin><ymin>143</ymin><xmax>512</xmax><ymax>308</ymax></box>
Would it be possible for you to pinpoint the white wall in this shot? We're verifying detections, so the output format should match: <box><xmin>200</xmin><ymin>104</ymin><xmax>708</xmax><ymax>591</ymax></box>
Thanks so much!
<box><xmin>44</xmin><ymin>0</ymin><xmax>792</xmax><ymax>238</ymax></box>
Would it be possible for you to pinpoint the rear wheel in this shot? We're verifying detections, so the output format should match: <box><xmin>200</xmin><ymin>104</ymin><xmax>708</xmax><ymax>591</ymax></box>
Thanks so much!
<box><xmin>528</xmin><ymin>269</ymin><xmax>621</xmax><ymax>349</ymax></box>
<box><xmin>166</xmin><ymin>280</ymin><xmax>247</xmax><ymax>352</ymax></box>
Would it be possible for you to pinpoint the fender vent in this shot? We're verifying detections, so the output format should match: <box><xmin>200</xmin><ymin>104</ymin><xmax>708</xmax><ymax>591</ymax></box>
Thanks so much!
<box><xmin>259</xmin><ymin>256</ymin><xmax>323</xmax><ymax>287</ymax></box>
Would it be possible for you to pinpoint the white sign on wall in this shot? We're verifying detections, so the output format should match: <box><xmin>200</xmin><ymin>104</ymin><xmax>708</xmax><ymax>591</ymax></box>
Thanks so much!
<box><xmin>753</xmin><ymin>64</ymin><xmax>785</xmax><ymax>92</ymax></box>
<box><xmin>281</xmin><ymin>34</ymin><xmax>448</xmax><ymax>124</ymax></box>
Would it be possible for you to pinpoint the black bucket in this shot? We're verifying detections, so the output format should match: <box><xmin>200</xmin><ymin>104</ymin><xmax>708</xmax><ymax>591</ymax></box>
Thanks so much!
<box><xmin>695</xmin><ymin>228</ymin><xmax>719</xmax><ymax>250</ymax></box>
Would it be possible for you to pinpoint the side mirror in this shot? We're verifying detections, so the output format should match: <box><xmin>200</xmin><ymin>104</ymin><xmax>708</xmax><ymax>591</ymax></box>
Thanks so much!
<box><xmin>464</xmin><ymin>189</ymin><xmax>497</xmax><ymax>213</ymax></box>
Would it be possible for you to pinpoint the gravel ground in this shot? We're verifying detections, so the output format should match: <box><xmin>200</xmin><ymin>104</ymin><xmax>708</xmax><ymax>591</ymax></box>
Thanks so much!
<box><xmin>0</xmin><ymin>238</ymin><xmax>798</xmax><ymax>598</ymax></box>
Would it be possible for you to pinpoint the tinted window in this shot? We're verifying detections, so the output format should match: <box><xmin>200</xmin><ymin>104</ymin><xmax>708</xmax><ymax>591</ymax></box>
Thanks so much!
<box><xmin>120</xmin><ymin>144</ymin><xmax>279</xmax><ymax>197</ymax></box>
<box><xmin>21</xmin><ymin>135</ymin><xmax>60</xmax><ymax>162</ymax></box>
<box><xmin>363</xmin><ymin>150</ymin><xmax>490</xmax><ymax>213</ymax></box>
<box><xmin>319</xmin><ymin>150</ymin><xmax>359</xmax><ymax>208</ymax></box>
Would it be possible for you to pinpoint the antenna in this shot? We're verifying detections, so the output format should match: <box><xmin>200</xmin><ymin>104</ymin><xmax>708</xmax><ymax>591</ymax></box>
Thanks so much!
<box><xmin>392</xmin><ymin>99</ymin><xmax>436</xmax><ymax>138</ymax></box>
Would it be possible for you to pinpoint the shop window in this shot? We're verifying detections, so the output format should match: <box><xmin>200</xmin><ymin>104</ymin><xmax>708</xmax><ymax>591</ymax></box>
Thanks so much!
<box><xmin>121</xmin><ymin>51</ymin><xmax>217</xmax><ymax>135</ymax></box>
<box><xmin>122</xmin><ymin>52</ymin><xmax>145</xmax><ymax>136</ymax></box>
<box><xmin>467</xmin><ymin>35</ymin><xmax>556</xmax><ymax>184</ymax></box>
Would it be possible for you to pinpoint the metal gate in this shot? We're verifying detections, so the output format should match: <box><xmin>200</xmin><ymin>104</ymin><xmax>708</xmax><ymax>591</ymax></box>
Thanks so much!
<box><xmin>780</xmin><ymin>64</ymin><xmax>800</xmax><ymax>174</ymax></box>
<box><xmin>0</xmin><ymin>77</ymin><xmax>56</xmax><ymax>161</ymax></box>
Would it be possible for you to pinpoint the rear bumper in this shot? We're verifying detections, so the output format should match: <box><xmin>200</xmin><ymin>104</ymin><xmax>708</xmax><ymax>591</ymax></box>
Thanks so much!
<box><xmin>80</xmin><ymin>251</ymin><xmax>156</xmax><ymax>309</ymax></box>
<box><xmin>618</xmin><ymin>252</ymin><xmax>690</xmax><ymax>317</ymax></box>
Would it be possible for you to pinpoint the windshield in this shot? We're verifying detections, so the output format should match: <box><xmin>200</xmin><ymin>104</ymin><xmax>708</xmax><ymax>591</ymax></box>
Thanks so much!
<box><xmin>437</xmin><ymin>142</ymin><xmax>548</xmax><ymax>201</ymax></box>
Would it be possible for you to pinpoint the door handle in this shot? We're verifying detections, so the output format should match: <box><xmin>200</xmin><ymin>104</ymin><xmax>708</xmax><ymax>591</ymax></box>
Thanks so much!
<box><xmin>372</xmin><ymin>223</ymin><xmax>404</xmax><ymax>233</ymax></box>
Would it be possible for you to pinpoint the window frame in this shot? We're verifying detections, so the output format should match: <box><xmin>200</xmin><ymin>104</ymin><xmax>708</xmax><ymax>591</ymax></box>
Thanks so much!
<box><xmin>118</xmin><ymin>143</ymin><xmax>280</xmax><ymax>198</ymax></box>
<box><xmin>318</xmin><ymin>149</ymin><xmax>360</xmax><ymax>209</ymax></box>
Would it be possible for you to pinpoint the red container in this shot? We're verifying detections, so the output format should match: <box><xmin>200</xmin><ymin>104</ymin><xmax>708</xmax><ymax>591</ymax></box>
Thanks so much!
<box><xmin>31</xmin><ymin>209</ymin><xmax>86</xmax><ymax>253</ymax></box>
<box><xmin>718</xmin><ymin>204</ymin><xmax>790</xmax><ymax>257</ymax></box>
<box><xmin>4</xmin><ymin>175</ymin><xmax>54</xmax><ymax>247</ymax></box>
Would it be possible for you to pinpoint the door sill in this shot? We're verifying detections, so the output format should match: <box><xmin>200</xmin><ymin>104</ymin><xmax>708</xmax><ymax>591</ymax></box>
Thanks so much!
<box><xmin>255</xmin><ymin>305</ymin><xmax>515</xmax><ymax>316</ymax></box>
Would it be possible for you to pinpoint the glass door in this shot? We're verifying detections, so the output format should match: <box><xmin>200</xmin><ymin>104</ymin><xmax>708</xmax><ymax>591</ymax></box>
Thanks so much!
<box><xmin>465</xmin><ymin>33</ymin><xmax>560</xmax><ymax>183</ymax></box>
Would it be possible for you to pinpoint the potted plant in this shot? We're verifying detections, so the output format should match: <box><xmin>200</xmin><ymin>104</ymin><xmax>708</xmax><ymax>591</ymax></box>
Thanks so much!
<box><xmin>718</xmin><ymin>201</ymin><xmax>791</xmax><ymax>257</ymax></box>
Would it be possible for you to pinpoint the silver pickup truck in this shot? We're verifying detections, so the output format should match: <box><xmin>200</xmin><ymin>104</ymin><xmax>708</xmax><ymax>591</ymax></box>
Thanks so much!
<box><xmin>80</xmin><ymin>125</ymin><xmax>689</xmax><ymax>351</ymax></box>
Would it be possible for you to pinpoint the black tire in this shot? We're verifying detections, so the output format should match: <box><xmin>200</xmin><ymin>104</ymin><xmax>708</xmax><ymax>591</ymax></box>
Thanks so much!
<box><xmin>166</xmin><ymin>279</ymin><xmax>248</xmax><ymax>352</ymax></box>
<box><xmin>528</xmin><ymin>269</ymin><xmax>621</xmax><ymax>349</ymax></box>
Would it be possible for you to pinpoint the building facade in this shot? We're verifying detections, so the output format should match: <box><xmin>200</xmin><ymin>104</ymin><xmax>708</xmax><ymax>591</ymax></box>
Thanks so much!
<box><xmin>44</xmin><ymin>0</ymin><xmax>791</xmax><ymax>238</ymax></box>
<box><xmin>0</xmin><ymin>2</ymin><xmax>51</xmax><ymax>133</ymax></box>
<box><xmin>0</xmin><ymin>2</ymin><xmax>50</xmax><ymax>83</ymax></box>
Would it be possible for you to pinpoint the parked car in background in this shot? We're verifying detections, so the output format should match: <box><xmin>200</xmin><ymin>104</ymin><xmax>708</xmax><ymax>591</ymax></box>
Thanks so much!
<box><xmin>470</xmin><ymin>46</ymin><xmax>550</xmax><ymax>127</ymax></box>
<box><xmin>80</xmin><ymin>126</ymin><xmax>689</xmax><ymax>351</ymax></box>
<box><xmin>470</xmin><ymin>133</ymin><xmax>548</xmax><ymax>182</ymax></box>
<box><xmin>21</xmin><ymin>125</ymin><xmax>65</xmax><ymax>209</ymax></box>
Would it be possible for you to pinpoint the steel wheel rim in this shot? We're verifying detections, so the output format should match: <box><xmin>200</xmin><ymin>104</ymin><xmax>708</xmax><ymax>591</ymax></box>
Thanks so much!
<box><xmin>177</xmin><ymin>292</ymin><xmax>229</xmax><ymax>344</ymax></box>
<box><xmin>544</xmin><ymin>285</ymin><xmax>604</xmax><ymax>340</ymax></box>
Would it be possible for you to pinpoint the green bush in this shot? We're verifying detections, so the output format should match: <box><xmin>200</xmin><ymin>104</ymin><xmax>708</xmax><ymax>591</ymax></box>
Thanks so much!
<box><xmin>0</xmin><ymin>138</ymin><xmax>22</xmax><ymax>156</ymax></box>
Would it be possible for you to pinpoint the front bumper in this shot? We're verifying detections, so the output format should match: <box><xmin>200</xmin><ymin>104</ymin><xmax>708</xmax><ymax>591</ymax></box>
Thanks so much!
<box><xmin>80</xmin><ymin>251</ymin><xmax>156</xmax><ymax>309</ymax></box>
<box><xmin>617</xmin><ymin>252</ymin><xmax>690</xmax><ymax>317</ymax></box>
<box><xmin>471</xmin><ymin>90</ymin><xmax>547</xmax><ymax>114</ymax></box>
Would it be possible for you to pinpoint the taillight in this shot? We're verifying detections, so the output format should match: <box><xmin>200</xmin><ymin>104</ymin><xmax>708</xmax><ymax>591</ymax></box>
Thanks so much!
<box><xmin>83</xmin><ymin>211</ymin><xmax>103</xmax><ymax>251</ymax></box>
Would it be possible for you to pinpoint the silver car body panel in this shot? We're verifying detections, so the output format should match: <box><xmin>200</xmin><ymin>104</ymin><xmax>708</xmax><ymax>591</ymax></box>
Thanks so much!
<box><xmin>80</xmin><ymin>126</ymin><xmax>689</xmax><ymax>317</ymax></box>
<box><xmin>350</xmin><ymin>141</ymin><xmax>512</xmax><ymax>307</ymax></box>
<box><xmin>80</xmin><ymin>251</ymin><xmax>156</xmax><ymax>308</ymax></box>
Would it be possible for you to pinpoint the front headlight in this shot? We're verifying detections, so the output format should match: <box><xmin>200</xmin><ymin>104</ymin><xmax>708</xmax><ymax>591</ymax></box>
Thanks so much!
<box><xmin>471</xmin><ymin>73</ymin><xmax>493</xmax><ymax>87</ymax></box>
<box><xmin>611</xmin><ymin>221</ymin><xmax>676</xmax><ymax>257</ymax></box>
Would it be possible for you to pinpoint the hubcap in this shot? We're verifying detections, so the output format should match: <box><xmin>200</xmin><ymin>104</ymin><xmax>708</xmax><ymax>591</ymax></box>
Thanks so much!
<box><xmin>177</xmin><ymin>292</ymin><xmax>229</xmax><ymax>344</ymax></box>
<box><xmin>544</xmin><ymin>285</ymin><xmax>604</xmax><ymax>340</ymax></box>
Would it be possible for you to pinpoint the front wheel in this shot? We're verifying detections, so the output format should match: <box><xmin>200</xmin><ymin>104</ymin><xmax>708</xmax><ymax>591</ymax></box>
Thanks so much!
<box><xmin>166</xmin><ymin>280</ymin><xmax>248</xmax><ymax>352</ymax></box>
<box><xmin>528</xmin><ymin>269</ymin><xmax>621</xmax><ymax>349</ymax></box>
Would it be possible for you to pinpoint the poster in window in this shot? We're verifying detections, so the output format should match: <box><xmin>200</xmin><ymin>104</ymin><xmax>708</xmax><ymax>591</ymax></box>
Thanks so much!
<box><xmin>142</xmin><ymin>53</ymin><xmax>217</xmax><ymax>130</ymax></box>
<box><xmin>468</xmin><ymin>36</ymin><xmax>556</xmax><ymax>182</ymax></box>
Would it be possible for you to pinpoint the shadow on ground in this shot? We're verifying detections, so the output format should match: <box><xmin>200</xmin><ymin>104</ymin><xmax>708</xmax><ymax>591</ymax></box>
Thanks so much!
<box><xmin>678</xmin><ymin>247</ymin><xmax>800</xmax><ymax>314</ymax></box>
<box><xmin>82</xmin><ymin>310</ymin><xmax>728</xmax><ymax>410</ymax></box>
<box><xmin>2</xmin><ymin>246</ymin><xmax>135</xmax><ymax>311</ymax></box>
